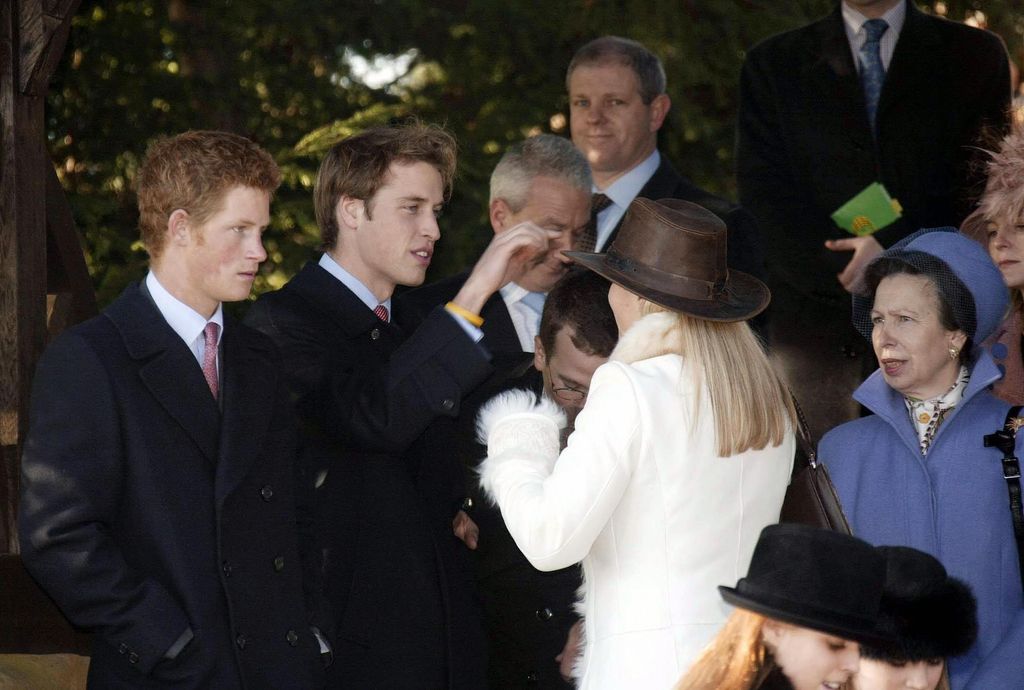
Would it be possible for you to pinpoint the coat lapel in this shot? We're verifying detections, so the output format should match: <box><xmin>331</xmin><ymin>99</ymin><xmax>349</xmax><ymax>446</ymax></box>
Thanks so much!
<box><xmin>107</xmin><ymin>283</ymin><xmax>221</xmax><ymax>463</ymax></box>
<box><xmin>215</xmin><ymin>318</ymin><xmax>277</xmax><ymax>505</ymax></box>
<box><xmin>807</xmin><ymin>5</ymin><xmax>874</xmax><ymax>150</ymax></box>
<box><xmin>481</xmin><ymin>293</ymin><xmax>523</xmax><ymax>354</ymax></box>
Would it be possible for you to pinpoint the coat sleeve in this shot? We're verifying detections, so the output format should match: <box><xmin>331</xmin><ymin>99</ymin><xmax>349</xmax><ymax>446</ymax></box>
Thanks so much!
<box><xmin>962</xmin><ymin>610</ymin><xmax>1024</xmax><ymax>689</ymax></box>
<box><xmin>248</xmin><ymin>300</ymin><xmax>493</xmax><ymax>457</ymax></box>
<box><xmin>478</xmin><ymin>363</ymin><xmax>641</xmax><ymax>571</ymax></box>
<box><xmin>17</xmin><ymin>332</ymin><xmax>190</xmax><ymax>675</ymax></box>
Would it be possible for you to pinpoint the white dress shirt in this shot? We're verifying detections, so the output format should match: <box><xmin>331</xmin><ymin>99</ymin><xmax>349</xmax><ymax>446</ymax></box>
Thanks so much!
<box><xmin>146</xmin><ymin>272</ymin><xmax>223</xmax><ymax>374</ymax></box>
<box><xmin>499</xmin><ymin>282</ymin><xmax>543</xmax><ymax>352</ymax></box>
<box><xmin>842</xmin><ymin>0</ymin><xmax>907</xmax><ymax>73</ymax></box>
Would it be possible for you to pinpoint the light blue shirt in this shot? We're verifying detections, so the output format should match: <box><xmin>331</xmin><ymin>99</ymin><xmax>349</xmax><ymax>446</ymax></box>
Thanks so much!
<box><xmin>594</xmin><ymin>149</ymin><xmax>661</xmax><ymax>251</ymax></box>
<box><xmin>146</xmin><ymin>271</ymin><xmax>223</xmax><ymax>369</ymax></box>
<box><xmin>318</xmin><ymin>253</ymin><xmax>482</xmax><ymax>342</ymax></box>
<box><xmin>842</xmin><ymin>0</ymin><xmax>906</xmax><ymax>73</ymax></box>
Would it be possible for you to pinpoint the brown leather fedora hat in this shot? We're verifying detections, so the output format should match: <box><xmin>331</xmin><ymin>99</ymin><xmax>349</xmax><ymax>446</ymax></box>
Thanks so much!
<box><xmin>565</xmin><ymin>197</ymin><xmax>770</xmax><ymax>322</ymax></box>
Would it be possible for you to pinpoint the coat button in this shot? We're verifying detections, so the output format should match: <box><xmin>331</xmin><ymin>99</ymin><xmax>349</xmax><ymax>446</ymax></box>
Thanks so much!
<box><xmin>286</xmin><ymin>630</ymin><xmax>299</xmax><ymax>646</ymax></box>
<box><xmin>525</xmin><ymin>671</ymin><xmax>539</xmax><ymax>683</ymax></box>
<box><xmin>118</xmin><ymin>643</ymin><xmax>128</xmax><ymax>655</ymax></box>
<box><xmin>260</xmin><ymin>485</ymin><xmax>274</xmax><ymax>501</ymax></box>
<box><xmin>370</xmin><ymin>328</ymin><xmax>381</xmax><ymax>340</ymax></box>
<box><xmin>535</xmin><ymin>607</ymin><xmax>554</xmax><ymax>621</ymax></box>
<box><xmin>460</xmin><ymin>497</ymin><xmax>474</xmax><ymax>511</ymax></box>
<box><xmin>128</xmin><ymin>651</ymin><xmax>139</xmax><ymax>665</ymax></box>
<box><xmin>441</xmin><ymin>398</ymin><xmax>455</xmax><ymax>411</ymax></box>
<box><xmin>236</xmin><ymin>634</ymin><xmax>248</xmax><ymax>650</ymax></box>
<box><xmin>222</xmin><ymin>560</ymin><xmax>233</xmax><ymax>577</ymax></box>
<box><xmin>273</xmin><ymin>555</ymin><xmax>285</xmax><ymax>572</ymax></box>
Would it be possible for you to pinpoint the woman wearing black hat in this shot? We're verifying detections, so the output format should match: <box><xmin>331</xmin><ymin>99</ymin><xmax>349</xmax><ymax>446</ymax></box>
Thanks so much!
<box><xmin>850</xmin><ymin>547</ymin><xmax>977</xmax><ymax>690</ymax></box>
<box><xmin>476</xmin><ymin>199</ymin><xmax>796</xmax><ymax>688</ymax></box>
<box><xmin>676</xmin><ymin>524</ymin><xmax>893</xmax><ymax>690</ymax></box>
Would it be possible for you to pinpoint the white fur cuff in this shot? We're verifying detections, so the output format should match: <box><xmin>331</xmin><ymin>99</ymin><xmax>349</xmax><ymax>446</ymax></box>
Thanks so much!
<box><xmin>475</xmin><ymin>389</ymin><xmax>566</xmax><ymax>446</ymax></box>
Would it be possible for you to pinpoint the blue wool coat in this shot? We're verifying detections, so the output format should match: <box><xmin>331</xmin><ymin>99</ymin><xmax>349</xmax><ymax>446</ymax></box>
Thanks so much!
<box><xmin>822</xmin><ymin>353</ymin><xmax>1024</xmax><ymax>689</ymax></box>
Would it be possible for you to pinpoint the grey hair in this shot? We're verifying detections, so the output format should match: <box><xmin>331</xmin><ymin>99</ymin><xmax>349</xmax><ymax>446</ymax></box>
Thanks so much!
<box><xmin>489</xmin><ymin>134</ymin><xmax>592</xmax><ymax>211</ymax></box>
<box><xmin>566</xmin><ymin>36</ymin><xmax>667</xmax><ymax>104</ymax></box>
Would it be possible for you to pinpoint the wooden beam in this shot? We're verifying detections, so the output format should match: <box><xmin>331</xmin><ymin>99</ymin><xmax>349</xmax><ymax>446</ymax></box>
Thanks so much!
<box><xmin>18</xmin><ymin>0</ymin><xmax>80</xmax><ymax>96</ymax></box>
<box><xmin>1</xmin><ymin>0</ymin><xmax>49</xmax><ymax>555</ymax></box>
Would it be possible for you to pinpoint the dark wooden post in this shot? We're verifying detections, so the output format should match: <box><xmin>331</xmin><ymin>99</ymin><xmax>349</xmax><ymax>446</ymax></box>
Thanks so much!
<box><xmin>1</xmin><ymin>0</ymin><xmax>94</xmax><ymax>655</ymax></box>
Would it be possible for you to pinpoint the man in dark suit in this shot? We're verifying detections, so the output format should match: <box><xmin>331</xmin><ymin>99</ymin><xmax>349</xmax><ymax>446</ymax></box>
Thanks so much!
<box><xmin>400</xmin><ymin>134</ymin><xmax>591</xmax><ymax>358</ymax></box>
<box><xmin>566</xmin><ymin>36</ymin><xmax>764</xmax><ymax>282</ymax></box>
<box><xmin>737</xmin><ymin>0</ymin><xmax>1010</xmax><ymax>436</ymax></box>
<box><xmin>245</xmin><ymin>123</ymin><xmax>560</xmax><ymax>689</ymax></box>
<box><xmin>18</xmin><ymin>131</ymin><xmax>328</xmax><ymax>689</ymax></box>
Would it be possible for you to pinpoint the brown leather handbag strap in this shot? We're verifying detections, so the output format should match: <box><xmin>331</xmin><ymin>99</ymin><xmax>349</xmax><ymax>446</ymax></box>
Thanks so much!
<box><xmin>790</xmin><ymin>391</ymin><xmax>817</xmax><ymax>468</ymax></box>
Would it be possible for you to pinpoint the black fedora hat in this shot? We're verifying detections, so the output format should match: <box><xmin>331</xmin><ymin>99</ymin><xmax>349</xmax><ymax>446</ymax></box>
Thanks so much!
<box><xmin>565</xmin><ymin>198</ymin><xmax>769</xmax><ymax>322</ymax></box>
<box><xmin>719</xmin><ymin>524</ymin><xmax>893</xmax><ymax>646</ymax></box>
<box><xmin>861</xmin><ymin>546</ymin><xmax>977</xmax><ymax>662</ymax></box>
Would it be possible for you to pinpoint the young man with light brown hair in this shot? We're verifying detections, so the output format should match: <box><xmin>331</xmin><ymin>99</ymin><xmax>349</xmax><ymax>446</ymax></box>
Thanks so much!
<box><xmin>246</xmin><ymin>121</ymin><xmax>558</xmax><ymax>689</ymax></box>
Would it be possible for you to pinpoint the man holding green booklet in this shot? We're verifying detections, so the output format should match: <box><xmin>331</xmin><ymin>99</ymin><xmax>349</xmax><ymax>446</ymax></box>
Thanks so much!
<box><xmin>736</xmin><ymin>0</ymin><xmax>1010</xmax><ymax>436</ymax></box>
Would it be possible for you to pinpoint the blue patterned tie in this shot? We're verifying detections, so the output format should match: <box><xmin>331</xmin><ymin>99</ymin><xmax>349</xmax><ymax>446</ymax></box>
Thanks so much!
<box><xmin>859</xmin><ymin>18</ymin><xmax>889</xmax><ymax>135</ymax></box>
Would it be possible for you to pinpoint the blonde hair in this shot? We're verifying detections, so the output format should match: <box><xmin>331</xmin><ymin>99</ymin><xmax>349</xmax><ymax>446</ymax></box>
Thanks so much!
<box><xmin>676</xmin><ymin>610</ymin><xmax>771</xmax><ymax>690</ymax></box>
<box><xmin>639</xmin><ymin>301</ymin><xmax>797</xmax><ymax>456</ymax></box>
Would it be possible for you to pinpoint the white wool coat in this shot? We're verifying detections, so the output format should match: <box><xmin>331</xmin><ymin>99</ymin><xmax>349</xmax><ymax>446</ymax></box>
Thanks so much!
<box><xmin>477</xmin><ymin>312</ymin><xmax>794</xmax><ymax>690</ymax></box>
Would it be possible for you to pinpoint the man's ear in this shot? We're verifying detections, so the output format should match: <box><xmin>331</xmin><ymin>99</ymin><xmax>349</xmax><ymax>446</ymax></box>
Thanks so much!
<box><xmin>490</xmin><ymin>198</ymin><xmax>511</xmax><ymax>234</ymax></box>
<box><xmin>168</xmin><ymin>208</ymin><xmax>191</xmax><ymax>246</ymax></box>
<box><xmin>648</xmin><ymin>93</ymin><xmax>671</xmax><ymax>133</ymax></box>
<box><xmin>533</xmin><ymin>335</ymin><xmax>547</xmax><ymax>373</ymax></box>
<box><xmin>337</xmin><ymin>195</ymin><xmax>364</xmax><ymax>231</ymax></box>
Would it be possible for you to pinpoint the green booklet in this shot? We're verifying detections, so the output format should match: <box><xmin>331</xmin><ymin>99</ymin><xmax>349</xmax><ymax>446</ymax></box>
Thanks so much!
<box><xmin>831</xmin><ymin>182</ymin><xmax>903</xmax><ymax>236</ymax></box>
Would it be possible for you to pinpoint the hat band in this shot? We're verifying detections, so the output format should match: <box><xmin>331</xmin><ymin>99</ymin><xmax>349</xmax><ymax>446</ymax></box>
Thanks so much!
<box><xmin>606</xmin><ymin>250</ymin><xmax>724</xmax><ymax>302</ymax></box>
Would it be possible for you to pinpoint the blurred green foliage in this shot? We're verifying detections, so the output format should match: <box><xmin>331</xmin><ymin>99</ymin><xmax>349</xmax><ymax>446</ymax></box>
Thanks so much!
<box><xmin>47</xmin><ymin>0</ymin><xmax>1023</xmax><ymax>308</ymax></box>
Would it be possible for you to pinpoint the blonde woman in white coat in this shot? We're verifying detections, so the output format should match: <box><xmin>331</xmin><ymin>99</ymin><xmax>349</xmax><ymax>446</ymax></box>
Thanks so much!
<box><xmin>477</xmin><ymin>198</ymin><xmax>797</xmax><ymax>689</ymax></box>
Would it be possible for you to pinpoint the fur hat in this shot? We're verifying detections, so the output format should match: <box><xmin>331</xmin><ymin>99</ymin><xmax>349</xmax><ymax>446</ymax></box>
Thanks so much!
<box><xmin>977</xmin><ymin>126</ymin><xmax>1024</xmax><ymax>228</ymax></box>
<box><xmin>861</xmin><ymin>546</ymin><xmax>978</xmax><ymax>662</ymax></box>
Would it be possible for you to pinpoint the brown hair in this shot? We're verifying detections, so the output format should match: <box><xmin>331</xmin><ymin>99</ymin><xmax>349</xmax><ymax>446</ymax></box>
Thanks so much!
<box><xmin>314</xmin><ymin>121</ymin><xmax>458</xmax><ymax>250</ymax></box>
<box><xmin>136</xmin><ymin>130</ymin><xmax>281</xmax><ymax>258</ymax></box>
<box><xmin>566</xmin><ymin>36</ymin><xmax>667</xmax><ymax>104</ymax></box>
<box><xmin>539</xmin><ymin>271</ymin><xmax>617</xmax><ymax>359</ymax></box>
<box><xmin>675</xmin><ymin>610</ymin><xmax>771</xmax><ymax>690</ymax></box>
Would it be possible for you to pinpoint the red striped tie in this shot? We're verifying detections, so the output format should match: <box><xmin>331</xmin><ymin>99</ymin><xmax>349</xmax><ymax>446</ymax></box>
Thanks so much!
<box><xmin>373</xmin><ymin>304</ymin><xmax>389</xmax><ymax>323</ymax></box>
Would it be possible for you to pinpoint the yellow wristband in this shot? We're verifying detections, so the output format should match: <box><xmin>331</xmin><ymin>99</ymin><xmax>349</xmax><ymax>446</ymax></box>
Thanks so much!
<box><xmin>445</xmin><ymin>301</ymin><xmax>485</xmax><ymax>328</ymax></box>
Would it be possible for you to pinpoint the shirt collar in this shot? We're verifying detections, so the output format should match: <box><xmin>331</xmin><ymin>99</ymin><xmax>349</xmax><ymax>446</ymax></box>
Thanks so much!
<box><xmin>595</xmin><ymin>149</ymin><xmax>661</xmax><ymax>210</ymax></box>
<box><xmin>499</xmin><ymin>281</ymin><xmax>529</xmax><ymax>303</ymax></box>
<box><xmin>842</xmin><ymin>1</ymin><xmax>906</xmax><ymax>40</ymax></box>
<box><xmin>318</xmin><ymin>253</ymin><xmax>392</xmax><ymax>313</ymax></box>
<box><xmin>146</xmin><ymin>271</ymin><xmax>223</xmax><ymax>349</ymax></box>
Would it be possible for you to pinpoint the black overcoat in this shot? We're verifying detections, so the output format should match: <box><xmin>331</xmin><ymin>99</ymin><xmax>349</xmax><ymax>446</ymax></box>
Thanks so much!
<box><xmin>245</xmin><ymin>260</ymin><xmax>492</xmax><ymax>689</ymax></box>
<box><xmin>18</xmin><ymin>283</ymin><xmax>326</xmax><ymax>689</ymax></box>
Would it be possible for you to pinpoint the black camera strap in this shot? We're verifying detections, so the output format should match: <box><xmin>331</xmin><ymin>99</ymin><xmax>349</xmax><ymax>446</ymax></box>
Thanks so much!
<box><xmin>983</xmin><ymin>405</ymin><xmax>1024</xmax><ymax>593</ymax></box>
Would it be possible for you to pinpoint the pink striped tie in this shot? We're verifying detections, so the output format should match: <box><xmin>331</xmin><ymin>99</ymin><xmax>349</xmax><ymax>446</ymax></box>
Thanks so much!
<box><xmin>373</xmin><ymin>304</ymin><xmax>389</xmax><ymax>323</ymax></box>
<box><xmin>202</xmin><ymin>322</ymin><xmax>219</xmax><ymax>400</ymax></box>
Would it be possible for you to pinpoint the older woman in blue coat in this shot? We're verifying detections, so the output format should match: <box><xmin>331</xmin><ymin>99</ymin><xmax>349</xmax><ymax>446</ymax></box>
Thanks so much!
<box><xmin>821</xmin><ymin>228</ymin><xmax>1023</xmax><ymax>689</ymax></box>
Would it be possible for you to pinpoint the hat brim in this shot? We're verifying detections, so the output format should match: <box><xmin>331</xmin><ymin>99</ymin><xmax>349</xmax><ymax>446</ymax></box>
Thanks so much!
<box><xmin>566</xmin><ymin>250</ymin><xmax>770</xmax><ymax>322</ymax></box>
<box><xmin>718</xmin><ymin>585</ymin><xmax>894</xmax><ymax>647</ymax></box>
